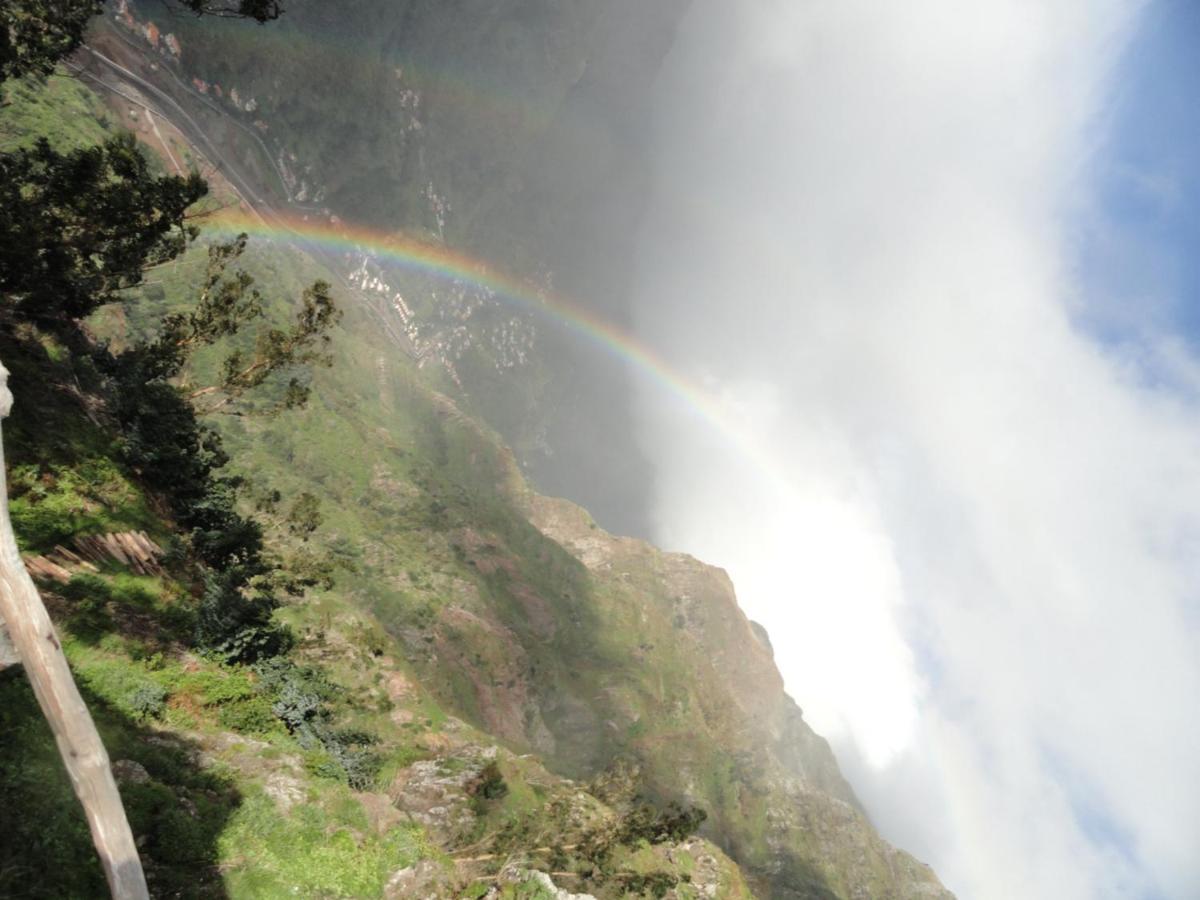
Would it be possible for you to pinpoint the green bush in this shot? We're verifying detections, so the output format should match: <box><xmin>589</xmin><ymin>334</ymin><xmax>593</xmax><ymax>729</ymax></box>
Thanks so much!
<box><xmin>218</xmin><ymin>695</ymin><xmax>279</xmax><ymax>734</ymax></box>
<box><xmin>469</xmin><ymin>761</ymin><xmax>509</xmax><ymax>801</ymax></box>
<box><xmin>195</xmin><ymin>570</ymin><xmax>292</xmax><ymax>663</ymax></box>
<box><xmin>128</xmin><ymin>683</ymin><xmax>167</xmax><ymax>720</ymax></box>
<box><xmin>9</xmin><ymin>487</ymin><xmax>85</xmax><ymax>547</ymax></box>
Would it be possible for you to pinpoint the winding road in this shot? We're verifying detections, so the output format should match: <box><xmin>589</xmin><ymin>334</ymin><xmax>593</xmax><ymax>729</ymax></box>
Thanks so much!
<box><xmin>70</xmin><ymin>25</ymin><xmax>419</xmax><ymax>357</ymax></box>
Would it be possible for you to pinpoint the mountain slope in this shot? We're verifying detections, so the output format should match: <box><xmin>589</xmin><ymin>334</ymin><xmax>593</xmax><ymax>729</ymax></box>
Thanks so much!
<box><xmin>120</xmin><ymin>232</ymin><xmax>951</xmax><ymax>896</ymax></box>
<box><xmin>0</xmin><ymin>21</ymin><xmax>953</xmax><ymax>900</ymax></box>
<box><xmin>169</xmin><ymin>242</ymin><xmax>950</xmax><ymax>897</ymax></box>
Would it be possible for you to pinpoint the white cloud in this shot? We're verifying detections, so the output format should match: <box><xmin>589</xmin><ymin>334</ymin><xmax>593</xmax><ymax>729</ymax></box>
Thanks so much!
<box><xmin>631</xmin><ymin>0</ymin><xmax>1200</xmax><ymax>896</ymax></box>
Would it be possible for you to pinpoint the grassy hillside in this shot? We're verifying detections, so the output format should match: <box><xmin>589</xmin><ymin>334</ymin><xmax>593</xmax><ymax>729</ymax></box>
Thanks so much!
<box><xmin>0</xmin><ymin>68</ymin><xmax>755</xmax><ymax>899</ymax></box>
<box><xmin>0</xmin><ymin>59</ymin><xmax>950</xmax><ymax>900</ymax></box>
<box><xmin>0</xmin><ymin>228</ymin><xmax>749</xmax><ymax>900</ymax></box>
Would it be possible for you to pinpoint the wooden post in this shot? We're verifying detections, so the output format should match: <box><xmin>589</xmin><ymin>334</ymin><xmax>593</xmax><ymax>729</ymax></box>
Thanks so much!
<box><xmin>0</xmin><ymin>360</ymin><xmax>149</xmax><ymax>899</ymax></box>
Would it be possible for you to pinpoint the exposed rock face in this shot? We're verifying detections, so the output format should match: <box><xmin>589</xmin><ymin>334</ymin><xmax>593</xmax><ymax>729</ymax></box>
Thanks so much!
<box><xmin>387</xmin><ymin>756</ymin><xmax>482</xmax><ymax>843</ymax></box>
<box><xmin>384</xmin><ymin>859</ymin><xmax>454</xmax><ymax>900</ymax></box>
<box><xmin>111</xmin><ymin>759</ymin><xmax>151</xmax><ymax>785</ymax></box>
<box><xmin>348</xmin><ymin>401</ymin><xmax>951</xmax><ymax>897</ymax></box>
<box><xmin>262</xmin><ymin>772</ymin><xmax>305</xmax><ymax>814</ymax></box>
<box><xmin>520</xmin><ymin>493</ymin><xmax>952</xmax><ymax>898</ymax></box>
<box><xmin>494</xmin><ymin>868</ymin><xmax>597</xmax><ymax>900</ymax></box>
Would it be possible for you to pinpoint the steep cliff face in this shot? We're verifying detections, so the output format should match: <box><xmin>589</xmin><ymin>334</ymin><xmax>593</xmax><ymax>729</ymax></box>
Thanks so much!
<box><xmin>389</xmin><ymin>453</ymin><xmax>952</xmax><ymax>897</ymax></box>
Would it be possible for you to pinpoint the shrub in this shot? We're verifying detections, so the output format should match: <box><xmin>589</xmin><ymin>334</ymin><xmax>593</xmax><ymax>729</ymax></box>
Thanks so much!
<box><xmin>256</xmin><ymin>660</ymin><xmax>380</xmax><ymax>788</ymax></box>
<box><xmin>195</xmin><ymin>571</ymin><xmax>291</xmax><ymax>663</ymax></box>
<box><xmin>9</xmin><ymin>486</ymin><xmax>85</xmax><ymax>547</ymax></box>
<box><xmin>128</xmin><ymin>683</ymin><xmax>167</xmax><ymax>720</ymax></box>
<box><xmin>468</xmin><ymin>761</ymin><xmax>509</xmax><ymax>801</ymax></box>
<box><xmin>617</xmin><ymin>801</ymin><xmax>707</xmax><ymax>846</ymax></box>
<box><xmin>218</xmin><ymin>696</ymin><xmax>278</xmax><ymax>734</ymax></box>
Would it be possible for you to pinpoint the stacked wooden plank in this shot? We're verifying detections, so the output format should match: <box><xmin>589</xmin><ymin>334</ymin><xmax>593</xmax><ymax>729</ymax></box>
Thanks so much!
<box><xmin>22</xmin><ymin>531</ymin><xmax>165</xmax><ymax>583</ymax></box>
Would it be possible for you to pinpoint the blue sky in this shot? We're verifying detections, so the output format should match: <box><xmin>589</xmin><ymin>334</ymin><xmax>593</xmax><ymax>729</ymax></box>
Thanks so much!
<box><xmin>1068</xmin><ymin>6</ymin><xmax>1200</xmax><ymax>891</ymax></box>
<box><xmin>1080</xmin><ymin>0</ymin><xmax>1200</xmax><ymax>350</ymax></box>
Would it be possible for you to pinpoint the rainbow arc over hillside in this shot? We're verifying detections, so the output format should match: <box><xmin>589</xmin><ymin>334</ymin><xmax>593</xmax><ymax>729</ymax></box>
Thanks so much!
<box><xmin>206</xmin><ymin>208</ymin><xmax>793</xmax><ymax>490</ymax></box>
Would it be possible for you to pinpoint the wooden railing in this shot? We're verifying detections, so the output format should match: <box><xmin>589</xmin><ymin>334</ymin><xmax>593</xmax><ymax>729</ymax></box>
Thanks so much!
<box><xmin>0</xmin><ymin>360</ymin><xmax>149</xmax><ymax>899</ymax></box>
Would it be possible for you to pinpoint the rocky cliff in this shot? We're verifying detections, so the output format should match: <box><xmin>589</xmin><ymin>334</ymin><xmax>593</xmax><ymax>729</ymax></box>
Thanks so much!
<box><xmin>383</xmin><ymin>433</ymin><xmax>953</xmax><ymax>897</ymax></box>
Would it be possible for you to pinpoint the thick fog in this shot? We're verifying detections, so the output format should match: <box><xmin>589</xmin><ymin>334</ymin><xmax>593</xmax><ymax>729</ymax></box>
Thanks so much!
<box><xmin>631</xmin><ymin>1</ymin><xmax>1199</xmax><ymax>897</ymax></box>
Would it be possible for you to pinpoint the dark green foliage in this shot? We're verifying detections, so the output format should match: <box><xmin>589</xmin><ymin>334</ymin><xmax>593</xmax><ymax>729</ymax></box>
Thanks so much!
<box><xmin>127</xmin><ymin>234</ymin><xmax>340</xmax><ymax>419</ymax></box>
<box><xmin>134</xmin><ymin>235</ymin><xmax>266</xmax><ymax>381</ymax></box>
<box><xmin>0</xmin><ymin>134</ymin><xmax>205</xmax><ymax>326</ymax></box>
<box><xmin>69</xmin><ymin>229</ymin><xmax>341</xmax><ymax>677</ymax></box>
<box><xmin>99</xmin><ymin>240</ymin><xmax>292</xmax><ymax>573</ymax></box>
<box><xmin>216</xmin><ymin>693</ymin><xmax>277</xmax><ymax>733</ymax></box>
<box><xmin>324</xmin><ymin>728</ymin><xmax>382</xmax><ymax>790</ymax></box>
<box><xmin>256</xmin><ymin>659</ymin><xmax>381</xmax><ymax>789</ymax></box>
<box><xmin>57</xmin><ymin>572</ymin><xmax>163</xmax><ymax>643</ymax></box>
<box><xmin>0</xmin><ymin>0</ymin><xmax>102</xmax><ymax>83</ymax></box>
<box><xmin>247</xmin><ymin>485</ymin><xmax>341</xmax><ymax>595</ymax></box>
<box><xmin>195</xmin><ymin>569</ymin><xmax>291</xmax><ymax>663</ymax></box>
<box><xmin>286</xmin><ymin>491</ymin><xmax>322</xmax><ymax>538</ymax></box>
<box><xmin>109</xmin><ymin>374</ymin><xmax>227</xmax><ymax>497</ymax></box>
<box><xmin>56</xmin><ymin>572</ymin><xmax>112</xmax><ymax>637</ymax></box>
<box><xmin>468</xmin><ymin>760</ymin><xmax>509</xmax><ymax>801</ymax></box>
<box><xmin>267</xmin><ymin>541</ymin><xmax>339</xmax><ymax>597</ymax></box>
<box><xmin>613</xmin><ymin>871</ymin><xmax>685</xmax><ymax>899</ymax></box>
<box><xmin>127</xmin><ymin>682</ymin><xmax>167</xmax><ymax>720</ymax></box>
<box><xmin>616</xmin><ymin>801</ymin><xmax>707</xmax><ymax>846</ymax></box>
<box><xmin>104</xmin><ymin>362</ymin><xmax>265</xmax><ymax>571</ymax></box>
<box><xmin>119</xmin><ymin>777</ymin><xmax>218</xmax><ymax>868</ymax></box>
<box><xmin>186</xmin><ymin>476</ymin><xmax>266</xmax><ymax>572</ymax></box>
<box><xmin>265</xmin><ymin>660</ymin><xmax>325</xmax><ymax>738</ymax></box>
<box><xmin>190</xmin><ymin>276</ymin><xmax>341</xmax><ymax>414</ymax></box>
<box><xmin>567</xmin><ymin>798</ymin><xmax>708</xmax><ymax>895</ymax></box>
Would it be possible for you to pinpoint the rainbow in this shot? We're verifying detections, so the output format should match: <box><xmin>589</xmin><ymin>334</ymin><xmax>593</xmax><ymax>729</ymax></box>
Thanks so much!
<box><xmin>200</xmin><ymin>207</ymin><xmax>793</xmax><ymax>491</ymax></box>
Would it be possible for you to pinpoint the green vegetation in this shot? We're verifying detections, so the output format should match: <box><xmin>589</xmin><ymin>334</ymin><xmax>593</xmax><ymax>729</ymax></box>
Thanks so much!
<box><xmin>0</xmin><ymin>7</ymin><xmax>951</xmax><ymax>899</ymax></box>
<box><xmin>218</xmin><ymin>790</ymin><xmax>424</xmax><ymax>898</ymax></box>
<box><xmin>0</xmin><ymin>0</ymin><xmax>102</xmax><ymax>82</ymax></box>
<box><xmin>8</xmin><ymin>457</ymin><xmax>161</xmax><ymax>549</ymax></box>
<box><xmin>0</xmin><ymin>66</ymin><xmax>115</xmax><ymax>152</ymax></box>
<box><xmin>0</xmin><ymin>58</ymin><xmax>743</xmax><ymax>891</ymax></box>
<box><xmin>0</xmin><ymin>133</ymin><xmax>205</xmax><ymax>325</ymax></box>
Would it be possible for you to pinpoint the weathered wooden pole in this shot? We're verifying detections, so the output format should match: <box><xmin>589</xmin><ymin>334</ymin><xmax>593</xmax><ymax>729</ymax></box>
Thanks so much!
<box><xmin>0</xmin><ymin>360</ymin><xmax>149</xmax><ymax>899</ymax></box>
